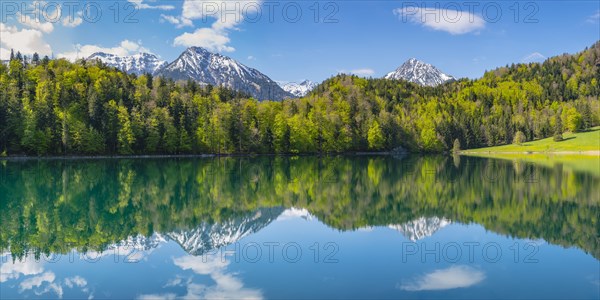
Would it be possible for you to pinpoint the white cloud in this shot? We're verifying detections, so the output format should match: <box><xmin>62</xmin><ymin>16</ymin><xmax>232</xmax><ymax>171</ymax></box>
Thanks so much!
<box><xmin>19</xmin><ymin>271</ymin><xmax>55</xmax><ymax>291</ymax></box>
<box><xmin>521</xmin><ymin>52</ymin><xmax>546</xmax><ymax>63</ymax></box>
<box><xmin>171</xmin><ymin>0</ymin><xmax>263</xmax><ymax>52</ymax></box>
<box><xmin>180</xmin><ymin>0</ymin><xmax>260</xmax><ymax>31</ymax></box>
<box><xmin>164</xmin><ymin>277</ymin><xmax>185</xmax><ymax>288</ymax></box>
<box><xmin>0</xmin><ymin>47</ymin><xmax>10</xmax><ymax>60</ymax></box>
<box><xmin>587</xmin><ymin>10</ymin><xmax>600</xmax><ymax>23</ymax></box>
<box><xmin>58</xmin><ymin>40</ymin><xmax>150</xmax><ymax>61</ymax></box>
<box><xmin>160</xmin><ymin>14</ymin><xmax>193</xmax><ymax>28</ymax></box>
<box><xmin>247</xmin><ymin>55</ymin><xmax>255</xmax><ymax>60</ymax></box>
<box><xmin>173</xmin><ymin>27</ymin><xmax>235</xmax><ymax>52</ymax></box>
<box><xmin>276</xmin><ymin>207</ymin><xmax>313</xmax><ymax>221</ymax></box>
<box><xmin>394</xmin><ymin>7</ymin><xmax>485</xmax><ymax>35</ymax></box>
<box><xmin>35</xmin><ymin>282</ymin><xmax>64</xmax><ymax>299</ymax></box>
<box><xmin>338</xmin><ymin>68</ymin><xmax>375</xmax><ymax>77</ymax></box>
<box><xmin>62</xmin><ymin>12</ymin><xmax>83</xmax><ymax>28</ymax></box>
<box><xmin>17</xmin><ymin>13</ymin><xmax>54</xmax><ymax>33</ymax></box>
<box><xmin>185</xmin><ymin>279</ymin><xmax>263</xmax><ymax>300</ymax></box>
<box><xmin>0</xmin><ymin>257</ymin><xmax>45</xmax><ymax>282</ymax></box>
<box><xmin>351</xmin><ymin>69</ymin><xmax>375</xmax><ymax>76</ymax></box>
<box><xmin>399</xmin><ymin>265</ymin><xmax>485</xmax><ymax>291</ymax></box>
<box><xmin>64</xmin><ymin>276</ymin><xmax>87</xmax><ymax>288</ymax></box>
<box><xmin>168</xmin><ymin>254</ymin><xmax>263</xmax><ymax>299</ymax></box>
<box><xmin>0</xmin><ymin>23</ymin><xmax>52</xmax><ymax>58</ymax></box>
<box><xmin>128</xmin><ymin>0</ymin><xmax>175</xmax><ymax>10</ymax></box>
<box><xmin>173</xmin><ymin>255</ymin><xmax>229</xmax><ymax>275</ymax></box>
<box><xmin>137</xmin><ymin>293</ymin><xmax>177</xmax><ymax>300</ymax></box>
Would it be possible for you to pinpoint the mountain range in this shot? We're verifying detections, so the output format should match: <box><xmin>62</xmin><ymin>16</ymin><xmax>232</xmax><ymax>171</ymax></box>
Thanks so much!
<box><xmin>88</xmin><ymin>47</ymin><xmax>293</xmax><ymax>101</ymax></box>
<box><xmin>87</xmin><ymin>48</ymin><xmax>454</xmax><ymax>100</ymax></box>
<box><xmin>155</xmin><ymin>47</ymin><xmax>292</xmax><ymax>101</ymax></box>
<box><xmin>167</xmin><ymin>207</ymin><xmax>284</xmax><ymax>255</ymax></box>
<box><xmin>103</xmin><ymin>209</ymin><xmax>451</xmax><ymax>257</ymax></box>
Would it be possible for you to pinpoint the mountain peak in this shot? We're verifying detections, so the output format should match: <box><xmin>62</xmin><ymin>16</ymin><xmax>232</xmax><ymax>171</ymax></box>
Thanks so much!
<box><xmin>158</xmin><ymin>47</ymin><xmax>293</xmax><ymax>101</ymax></box>
<box><xmin>385</xmin><ymin>58</ymin><xmax>454</xmax><ymax>86</ymax></box>
<box><xmin>186</xmin><ymin>46</ymin><xmax>211</xmax><ymax>55</ymax></box>
<box><xmin>403</xmin><ymin>58</ymin><xmax>429</xmax><ymax>68</ymax></box>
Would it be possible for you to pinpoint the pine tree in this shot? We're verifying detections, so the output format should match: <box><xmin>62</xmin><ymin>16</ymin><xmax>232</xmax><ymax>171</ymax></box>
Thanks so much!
<box><xmin>553</xmin><ymin>108</ymin><xmax>563</xmax><ymax>141</ymax></box>
<box><xmin>32</xmin><ymin>53</ymin><xmax>40</xmax><ymax>65</ymax></box>
<box><xmin>452</xmin><ymin>138</ymin><xmax>461</xmax><ymax>153</ymax></box>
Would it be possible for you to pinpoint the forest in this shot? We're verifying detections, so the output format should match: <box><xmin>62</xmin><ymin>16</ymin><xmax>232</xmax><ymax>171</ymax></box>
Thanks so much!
<box><xmin>0</xmin><ymin>42</ymin><xmax>598</xmax><ymax>155</ymax></box>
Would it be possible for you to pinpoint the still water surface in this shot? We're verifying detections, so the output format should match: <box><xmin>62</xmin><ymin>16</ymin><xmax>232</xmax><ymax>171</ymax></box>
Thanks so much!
<box><xmin>1</xmin><ymin>155</ymin><xmax>598</xmax><ymax>299</ymax></box>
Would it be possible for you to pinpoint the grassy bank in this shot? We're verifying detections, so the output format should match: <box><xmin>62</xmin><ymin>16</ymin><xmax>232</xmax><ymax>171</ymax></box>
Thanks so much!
<box><xmin>462</xmin><ymin>127</ymin><xmax>600</xmax><ymax>154</ymax></box>
<box><xmin>461</xmin><ymin>128</ymin><xmax>600</xmax><ymax>176</ymax></box>
<box><xmin>464</xmin><ymin>153</ymin><xmax>599</xmax><ymax>176</ymax></box>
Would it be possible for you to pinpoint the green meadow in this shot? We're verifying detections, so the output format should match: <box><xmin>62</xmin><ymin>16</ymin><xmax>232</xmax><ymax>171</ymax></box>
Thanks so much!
<box><xmin>463</xmin><ymin>127</ymin><xmax>600</xmax><ymax>153</ymax></box>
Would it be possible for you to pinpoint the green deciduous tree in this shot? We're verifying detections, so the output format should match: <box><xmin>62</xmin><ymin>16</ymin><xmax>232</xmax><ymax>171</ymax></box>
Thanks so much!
<box><xmin>367</xmin><ymin>120</ymin><xmax>384</xmax><ymax>150</ymax></box>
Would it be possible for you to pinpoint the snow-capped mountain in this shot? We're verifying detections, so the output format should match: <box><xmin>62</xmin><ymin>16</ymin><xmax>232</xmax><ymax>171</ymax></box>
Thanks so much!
<box><xmin>102</xmin><ymin>207</ymin><xmax>284</xmax><ymax>257</ymax></box>
<box><xmin>156</xmin><ymin>47</ymin><xmax>293</xmax><ymax>101</ymax></box>
<box><xmin>385</xmin><ymin>58</ymin><xmax>454</xmax><ymax>86</ymax></box>
<box><xmin>277</xmin><ymin>80</ymin><xmax>318</xmax><ymax>97</ymax></box>
<box><xmin>111</xmin><ymin>233</ymin><xmax>169</xmax><ymax>252</ymax></box>
<box><xmin>87</xmin><ymin>52</ymin><xmax>167</xmax><ymax>76</ymax></box>
<box><xmin>167</xmin><ymin>207</ymin><xmax>284</xmax><ymax>255</ymax></box>
<box><xmin>388</xmin><ymin>217</ymin><xmax>451</xmax><ymax>241</ymax></box>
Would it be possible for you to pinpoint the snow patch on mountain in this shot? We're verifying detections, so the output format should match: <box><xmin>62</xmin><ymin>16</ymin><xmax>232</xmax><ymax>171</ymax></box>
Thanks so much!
<box><xmin>277</xmin><ymin>80</ymin><xmax>318</xmax><ymax>97</ymax></box>
<box><xmin>385</xmin><ymin>58</ymin><xmax>454</xmax><ymax>86</ymax></box>
<box><xmin>388</xmin><ymin>217</ymin><xmax>451</xmax><ymax>241</ymax></box>
<box><xmin>87</xmin><ymin>52</ymin><xmax>167</xmax><ymax>76</ymax></box>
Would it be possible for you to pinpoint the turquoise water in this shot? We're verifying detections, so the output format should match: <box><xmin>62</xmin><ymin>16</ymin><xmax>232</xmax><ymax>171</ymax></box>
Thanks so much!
<box><xmin>1</xmin><ymin>155</ymin><xmax>598</xmax><ymax>299</ymax></box>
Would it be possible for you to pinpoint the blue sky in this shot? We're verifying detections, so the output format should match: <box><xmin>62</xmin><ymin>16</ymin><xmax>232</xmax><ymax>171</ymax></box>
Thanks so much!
<box><xmin>1</xmin><ymin>0</ymin><xmax>599</xmax><ymax>82</ymax></box>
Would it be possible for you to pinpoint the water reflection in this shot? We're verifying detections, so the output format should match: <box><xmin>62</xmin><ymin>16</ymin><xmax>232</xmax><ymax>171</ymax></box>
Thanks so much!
<box><xmin>398</xmin><ymin>265</ymin><xmax>486</xmax><ymax>291</ymax></box>
<box><xmin>0</xmin><ymin>155</ymin><xmax>598</xmax><ymax>298</ymax></box>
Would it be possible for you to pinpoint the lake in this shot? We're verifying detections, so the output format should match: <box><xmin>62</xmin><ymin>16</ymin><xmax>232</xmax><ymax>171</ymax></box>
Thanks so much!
<box><xmin>1</xmin><ymin>155</ymin><xmax>599</xmax><ymax>299</ymax></box>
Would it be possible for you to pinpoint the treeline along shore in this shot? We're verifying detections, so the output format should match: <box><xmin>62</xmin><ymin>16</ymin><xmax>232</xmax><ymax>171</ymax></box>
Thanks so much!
<box><xmin>1</xmin><ymin>42</ymin><xmax>599</xmax><ymax>156</ymax></box>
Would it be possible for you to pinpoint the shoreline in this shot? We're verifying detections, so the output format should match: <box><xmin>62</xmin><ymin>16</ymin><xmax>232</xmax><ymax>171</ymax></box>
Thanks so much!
<box><xmin>460</xmin><ymin>150</ymin><xmax>600</xmax><ymax>156</ymax></box>
<box><xmin>2</xmin><ymin>150</ymin><xmax>598</xmax><ymax>161</ymax></box>
<box><xmin>0</xmin><ymin>151</ymin><xmax>411</xmax><ymax>161</ymax></box>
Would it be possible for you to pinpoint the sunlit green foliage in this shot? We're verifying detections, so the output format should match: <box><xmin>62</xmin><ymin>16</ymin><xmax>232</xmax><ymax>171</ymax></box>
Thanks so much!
<box><xmin>0</xmin><ymin>43</ymin><xmax>598</xmax><ymax>155</ymax></box>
